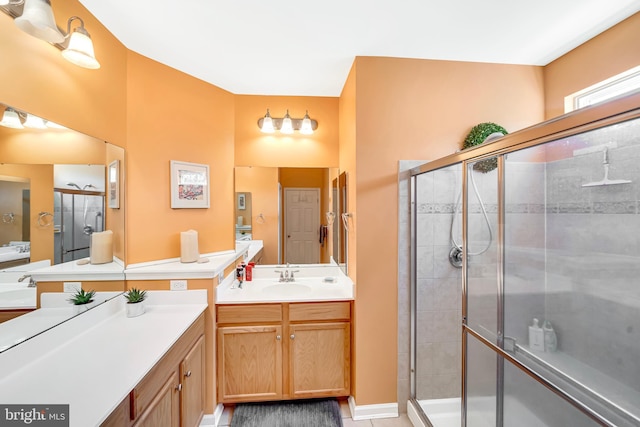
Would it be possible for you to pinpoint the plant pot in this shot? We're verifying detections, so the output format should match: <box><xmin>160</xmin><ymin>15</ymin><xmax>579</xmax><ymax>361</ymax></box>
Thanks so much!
<box><xmin>126</xmin><ymin>302</ymin><xmax>145</xmax><ymax>318</ymax></box>
<box><xmin>73</xmin><ymin>300</ymin><xmax>95</xmax><ymax>314</ymax></box>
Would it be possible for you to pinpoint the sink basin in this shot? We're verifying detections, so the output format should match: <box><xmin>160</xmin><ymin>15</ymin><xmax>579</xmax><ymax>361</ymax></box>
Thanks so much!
<box><xmin>261</xmin><ymin>283</ymin><xmax>312</xmax><ymax>296</ymax></box>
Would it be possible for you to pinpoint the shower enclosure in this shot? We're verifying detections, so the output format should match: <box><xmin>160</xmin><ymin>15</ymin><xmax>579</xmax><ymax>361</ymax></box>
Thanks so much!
<box><xmin>408</xmin><ymin>95</ymin><xmax>640</xmax><ymax>427</ymax></box>
<box><xmin>53</xmin><ymin>188</ymin><xmax>105</xmax><ymax>264</ymax></box>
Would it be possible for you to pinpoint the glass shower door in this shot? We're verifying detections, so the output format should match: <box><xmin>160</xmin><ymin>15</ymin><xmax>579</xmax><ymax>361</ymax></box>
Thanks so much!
<box><xmin>411</xmin><ymin>162</ymin><xmax>462</xmax><ymax>427</ymax></box>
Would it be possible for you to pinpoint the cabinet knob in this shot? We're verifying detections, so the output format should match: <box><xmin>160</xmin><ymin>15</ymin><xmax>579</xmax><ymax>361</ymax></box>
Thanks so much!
<box><xmin>175</xmin><ymin>383</ymin><xmax>182</xmax><ymax>392</ymax></box>
<box><xmin>276</xmin><ymin>335</ymin><xmax>281</xmax><ymax>340</ymax></box>
<box><xmin>185</xmin><ymin>370</ymin><xmax>192</xmax><ymax>378</ymax></box>
<box><xmin>290</xmin><ymin>334</ymin><xmax>295</xmax><ymax>340</ymax></box>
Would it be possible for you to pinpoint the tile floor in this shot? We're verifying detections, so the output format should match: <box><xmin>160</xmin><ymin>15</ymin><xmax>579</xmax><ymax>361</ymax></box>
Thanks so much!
<box><xmin>217</xmin><ymin>399</ymin><xmax>415</xmax><ymax>427</ymax></box>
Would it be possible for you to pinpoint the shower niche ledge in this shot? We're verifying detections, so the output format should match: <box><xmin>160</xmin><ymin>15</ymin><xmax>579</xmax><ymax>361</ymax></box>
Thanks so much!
<box><xmin>518</xmin><ymin>344</ymin><xmax>640</xmax><ymax>426</ymax></box>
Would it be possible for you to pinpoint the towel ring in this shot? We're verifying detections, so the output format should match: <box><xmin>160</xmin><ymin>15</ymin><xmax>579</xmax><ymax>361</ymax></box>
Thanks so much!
<box><xmin>2</xmin><ymin>212</ymin><xmax>15</xmax><ymax>224</ymax></box>
<box><xmin>256</xmin><ymin>213</ymin><xmax>266</xmax><ymax>224</ymax></box>
<box><xmin>341</xmin><ymin>212</ymin><xmax>353</xmax><ymax>232</ymax></box>
<box><xmin>37</xmin><ymin>211</ymin><xmax>54</xmax><ymax>227</ymax></box>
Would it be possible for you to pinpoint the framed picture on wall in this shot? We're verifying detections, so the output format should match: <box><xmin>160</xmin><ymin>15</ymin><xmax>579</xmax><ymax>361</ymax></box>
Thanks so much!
<box><xmin>170</xmin><ymin>160</ymin><xmax>210</xmax><ymax>209</ymax></box>
<box><xmin>237</xmin><ymin>193</ymin><xmax>246</xmax><ymax>210</ymax></box>
<box><xmin>108</xmin><ymin>160</ymin><xmax>120</xmax><ymax>209</ymax></box>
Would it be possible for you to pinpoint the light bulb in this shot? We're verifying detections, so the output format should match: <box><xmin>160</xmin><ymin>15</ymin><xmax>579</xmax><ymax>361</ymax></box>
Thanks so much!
<box><xmin>23</xmin><ymin>114</ymin><xmax>47</xmax><ymax>129</ymax></box>
<box><xmin>260</xmin><ymin>109</ymin><xmax>275</xmax><ymax>133</ymax></box>
<box><xmin>62</xmin><ymin>24</ymin><xmax>100</xmax><ymax>69</ymax></box>
<box><xmin>300</xmin><ymin>110</ymin><xmax>313</xmax><ymax>135</ymax></box>
<box><xmin>280</xmin><ymin>110</ymin><xmax>293</xmax><ymax>134</ymax></box>
<box><xmin>0</xmin><ymin>108</ymin><xmax>24</xmax><ymax>129</ymax></box>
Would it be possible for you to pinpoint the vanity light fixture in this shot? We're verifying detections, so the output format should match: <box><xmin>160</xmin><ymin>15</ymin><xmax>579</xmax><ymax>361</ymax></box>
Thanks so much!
<box><xmin>14</xmin><ymin>0</ymin><xmax>63</xmax><ymax>44</ymax></box>
<box><xmin>23</xmin><ymin>113</ymin><xmax>48</xmax><ymax>129</ymax></box>
<box><xmin>260</xmin><ymin>109</ymin><xmax>275</xmax><ymax>133</ymax></box>
<box><xmin>61</xmin><ymin>16</ymin><xmax>100</xmax><ymax>69</ymax></box>
<box><xmin>9</xmin><ymin>1</ymin><xmax>100</xmax><ymax>69</ymax></box>
<box><xmin>257</xmin><ymin>109</ymin><xmax>318</xmax><ymax>134</ymax></box>
<box><xmin>280</xmin><ymin>110</ymin><xmax>294</xmax><ymax>134</ymax></box>
<box><xmin>0</xmin><ymin>108</ymin><xmax>24</xmax><ymax>129</ymax></box>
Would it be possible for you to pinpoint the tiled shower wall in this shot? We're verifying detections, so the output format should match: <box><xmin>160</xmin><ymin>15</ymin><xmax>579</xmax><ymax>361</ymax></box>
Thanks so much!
<box><xmin>398</xmin><ymin>161</ymin><xmax>462</xmax><ymax>410</ymax></box>
<box><xmin>542</xmin><ymin>118</ymin><xmax>640</xmax><ymax>392</ymax></box>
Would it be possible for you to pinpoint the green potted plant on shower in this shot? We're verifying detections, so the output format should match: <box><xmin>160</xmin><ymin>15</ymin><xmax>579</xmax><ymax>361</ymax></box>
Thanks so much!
<box><xmin>68</xmin><ymin>288</ymin><xmax>96</xmax><ymax>314</ymax></box>
<box><xmin>123</xmin><ymin>287</ymin><xmax>147</xmax><ymax>318</ymax></box>
<box><xmin>462</xmin><ymin>122</ymin><xmax>508</xmax><ymax>173</ymax></box>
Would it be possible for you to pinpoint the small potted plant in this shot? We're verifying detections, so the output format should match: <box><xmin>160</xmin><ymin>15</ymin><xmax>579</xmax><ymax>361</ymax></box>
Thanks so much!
<box><xmin>124</xmin><ymin>287</ymin><xmax>147</xmax><ymax>318</ymax></box>
<box><xmin>68</xmin><ymin>288</ymin><xmax>96</xmax><ymax>314</ymax></box>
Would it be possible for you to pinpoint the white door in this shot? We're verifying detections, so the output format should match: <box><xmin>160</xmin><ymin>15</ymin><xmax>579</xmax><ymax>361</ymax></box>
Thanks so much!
<box><xmin>284</xmin><ymin>188</ymin><xmax>320</xmax><ymax>264</ymax></box>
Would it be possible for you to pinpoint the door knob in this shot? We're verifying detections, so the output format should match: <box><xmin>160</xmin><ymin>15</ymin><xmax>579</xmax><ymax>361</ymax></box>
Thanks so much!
<box><xmin>175</xmin><ymin>383</ymin><xmax>182</xmax><ymax>392</ymax></box>
<box><xmin>276</xmin><ymin>335</ymin><xmax>281</xmax><ymax>340</ymax></box>
<box><xmin>185</xmin><ymin>370</ymin><xmax>192</xmax><ymax>378</ymax></box>
<box><xmin>290</xmin><ymin>334</ymin><xmax>295</xmax><ymax>340</ymax></box>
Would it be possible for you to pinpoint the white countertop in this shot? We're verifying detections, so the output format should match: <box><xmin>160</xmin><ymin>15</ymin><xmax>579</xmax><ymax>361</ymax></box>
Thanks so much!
<box><xmin>0</xmin><ymin>290</ymin><xmax>207</xmax><ymax>427</ymax></box>
<box><xmin>124</xmin><ymin>240</ymin><xmax>263</xmax><ymax>280</ymax></box>
<box><xmin>29</xmin><ymin>257</ymin><xmax>125</xmax><ymax>282</ymax></box>
<box><xmin>216</xmin><ymin>264</ymin><xmax>354</xmax><ymax>304</ymax></box>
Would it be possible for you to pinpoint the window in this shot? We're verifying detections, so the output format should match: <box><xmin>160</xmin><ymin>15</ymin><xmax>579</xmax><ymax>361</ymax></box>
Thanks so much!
<box><xmin>565</xmin><ymin>65</ymin><xmax>640</xmax><ymax>113</ymax></box>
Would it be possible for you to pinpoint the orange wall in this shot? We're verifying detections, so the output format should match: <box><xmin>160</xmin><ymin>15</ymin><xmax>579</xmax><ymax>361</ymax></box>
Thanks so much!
<box><xmin>234</xmin><ymin>96</ymin><xmax>339</xmax><ymax>168</ymax></box>
<box><xmin>544</xmin><ymin>12</ymin><xmax>640</xmax><ymax>119</ymax></box>
<box><xmin>125</xmin><ymin>52</ymin><xmax>235</xmax><ymax>264</ymax></box>
<box><xmin>348</xmin><ymin>56</ymin><xmax>545</xmax><ymax>405</ymax></box>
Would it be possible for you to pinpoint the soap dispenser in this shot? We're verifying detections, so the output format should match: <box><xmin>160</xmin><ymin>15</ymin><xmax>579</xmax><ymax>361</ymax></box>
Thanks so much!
<box><xmin>543</xmin><ymin>320</ymin><xmax>557</xmax><ymax>352</ymax></box>
<box><xmin>529</xmin><ymin>318</ymin><xmax>544</xmax><ymax>351</ymax></box>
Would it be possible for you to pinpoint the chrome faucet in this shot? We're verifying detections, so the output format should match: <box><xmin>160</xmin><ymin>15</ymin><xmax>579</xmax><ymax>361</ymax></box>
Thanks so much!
<box><xmin>276</xmin><ymin>263</ymin><xmax>299</xmax><ymax>282</ymax></box>
<box><xmin>18</xmin><ymin>274</ymin><xmax>36</xmax><ymax>288</ymax></box>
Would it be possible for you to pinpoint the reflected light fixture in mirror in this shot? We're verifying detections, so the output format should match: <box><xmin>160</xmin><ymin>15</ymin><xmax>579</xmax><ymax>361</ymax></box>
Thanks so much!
<box><xmin>0</xmin><ymin>108</ymin><xmax>24</xmax><ymax>129</ymax></box>
<box><xmin>257</xmin><ymin>109</ymin><xmax>318</xmax><ymax>134</ymax></box>
<box><xmin>23</xmin><ymin>113</ymin><xmax>47</xmax><ymax>129</ymax></box>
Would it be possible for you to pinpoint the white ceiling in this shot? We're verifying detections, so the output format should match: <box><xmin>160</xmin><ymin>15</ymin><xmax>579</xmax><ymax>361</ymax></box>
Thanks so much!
<box><xmin>78</xmin><ymin>0</ymin><xmax>640</xmax><ymax>97</ymax></box>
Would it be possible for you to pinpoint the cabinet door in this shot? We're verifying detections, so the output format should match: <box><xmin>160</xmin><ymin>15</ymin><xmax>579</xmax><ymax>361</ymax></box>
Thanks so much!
<box><xmin>133</xmin><ymin>371</ymin><xmax>180</xmax><ymax>427</ymax></box>
<box><xmin>289</xmin><ymin>322</ymin><xmax>350</xmax><ymax>398</ymax></box>
<box><xmin>217</xmin><ymin>325</ymin><xmax>282</xmax><ymax>402</ymax></box>
<box><xmin>181</xmin><ymin>335</ymin><xmax>205</xmax><ymax>427</ymax></box>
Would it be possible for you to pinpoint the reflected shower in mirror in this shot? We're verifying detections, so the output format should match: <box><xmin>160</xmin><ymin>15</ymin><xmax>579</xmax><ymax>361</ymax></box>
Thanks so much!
<box><xmin>0</xmin><ymin>101</ymin><xmax>126</xmax><ymax>351</ymax></box>
<box><xmin>234</xmin><ymin>166</ymin><xmax>340</xmax><ymax>267</ymax></box>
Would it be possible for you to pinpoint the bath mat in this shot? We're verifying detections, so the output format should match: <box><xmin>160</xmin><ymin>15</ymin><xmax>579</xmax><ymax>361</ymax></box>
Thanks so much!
<box><xmin>230</xmin><ymin>398</ymin><xmax>343</xmax><ymax>427</ymax></box>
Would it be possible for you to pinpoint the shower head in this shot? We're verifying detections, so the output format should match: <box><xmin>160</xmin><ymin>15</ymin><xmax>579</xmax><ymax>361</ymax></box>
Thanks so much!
<box><xmin>67</xmin><ymin>182</ymin><xmax>82</xmax><ymax>190</ymax></box>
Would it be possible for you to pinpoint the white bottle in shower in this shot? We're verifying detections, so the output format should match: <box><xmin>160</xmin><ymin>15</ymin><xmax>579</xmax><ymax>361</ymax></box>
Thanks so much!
<box><xmin>529</xmin><ymin>318</ymin><xmax>545</xmax><ymax>351</ymax></box>
<box><xmin>543</xmin><ymin>320</ymin><xmax>557</xmax><ymax>352</ymax></box>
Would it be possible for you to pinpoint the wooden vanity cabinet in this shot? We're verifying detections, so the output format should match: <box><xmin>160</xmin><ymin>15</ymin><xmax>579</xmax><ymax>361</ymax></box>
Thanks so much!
<box><xmin>100</xmin><ymin>314</ymin><xmax>205</xmax><ymax>427</ymax></box>
<box><xmin>216</xmin><ymin>302</ymin><xmax>351</xmax><ymax>403</ymax></box>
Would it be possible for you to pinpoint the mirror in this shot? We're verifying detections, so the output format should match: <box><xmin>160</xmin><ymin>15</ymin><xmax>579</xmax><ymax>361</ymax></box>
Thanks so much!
<box><xmin>0</xmin><ymin>101</ymin><xmax>125</xmax><ymax>351</ymax></box>
<box><xmin>333</xmin><ymin>171</ymin><xmax>348</xmax><ymax>274</ymax></box>
<box><xmin>234</xmin><ymin>167</ymin><xmax>340</xmax><ymax>266</ymax></box>
<box><xmin>235</xmin><ymin>192</ymin><xmax>253</xmax><ymax>241</ymax></box>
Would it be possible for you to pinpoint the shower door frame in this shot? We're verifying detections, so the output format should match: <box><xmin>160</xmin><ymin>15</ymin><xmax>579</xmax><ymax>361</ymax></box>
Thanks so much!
<box><xmin>55</xmin><ymin>188</ymin><xmax>106</xmax><ymax>264</ymax></box>
<box><xmin>408</xmin><ymin>91</ymin><xmax>640</xmax><ymax>427</ymax></box>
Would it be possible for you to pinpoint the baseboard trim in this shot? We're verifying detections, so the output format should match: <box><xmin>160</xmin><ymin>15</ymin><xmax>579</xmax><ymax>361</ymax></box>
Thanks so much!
<box><xmin>199</xmin><ymin>404</ymin><xmax>224</xmax><ymax>426</ymax></box>
<box><xmin>348</xmin><ymin>396</ymin><xmax>399</xmax><ymax>420</ymax></box>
